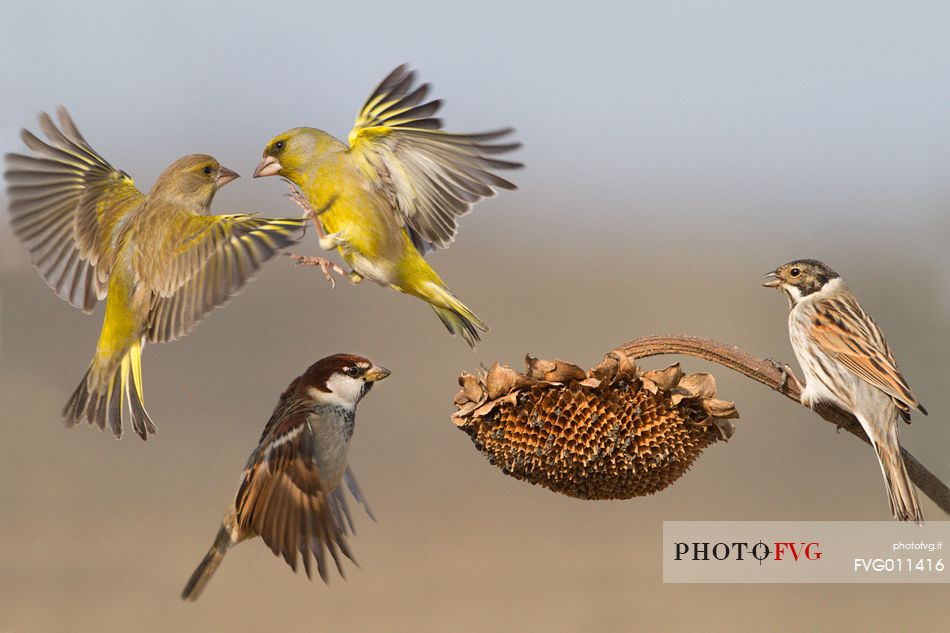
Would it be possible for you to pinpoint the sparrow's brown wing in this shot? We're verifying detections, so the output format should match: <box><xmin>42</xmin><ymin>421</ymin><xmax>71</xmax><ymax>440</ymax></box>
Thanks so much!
<box><xmin>326</xmin><ymin>467</ymin><xmax>376</xmax><ymax>537</ymax></box>
<box><xmin>810</xmin><ymin>294</ymin><xmax>923</xmax><ymax>414</ymax></box>
<box><xmin>348</xmin><ymin>64</ymin><xmax>521</xmax><ymax>250</ymax></box>
<box><xmin>4</xmin><ymin>107</ymin><xmax>144</xmax><ymax>312</ymax></box>
<box><xmin>234</xmin><ymin>408</ymin><xmax>355</xmax><ymax>582</ymax></box>
<box><xmin>140</xmin><ymin>212</ymin><xmax>307</xmax><ymax>343</ymax></box>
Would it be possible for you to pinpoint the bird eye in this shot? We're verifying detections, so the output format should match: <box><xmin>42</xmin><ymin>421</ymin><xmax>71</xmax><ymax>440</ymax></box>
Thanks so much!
<box><xmin>790</xmin><ymin>267</ymin><xmax>801</xmax><ymax>277</ymax></box>
<box><xmin>343</xmin><ymin>366</ymin><xmax>361</xmax><ymax>378</ymax></box>
<box><xmin>202</xmin><ymin>165</ymin><xmax>213</xmax><ymax>175</ymax></box>
<box><xmin>274</xmin><ymin>140</ymin><xmax>285</xmax><ymax>151</ymax></box>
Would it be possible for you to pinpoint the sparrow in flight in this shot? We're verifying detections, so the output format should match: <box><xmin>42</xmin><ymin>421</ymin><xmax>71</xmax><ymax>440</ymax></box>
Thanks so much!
<box><xmin>181</xmin><ymin>354</ymin><xmax>390</xmax><ymax>601</ymax></box>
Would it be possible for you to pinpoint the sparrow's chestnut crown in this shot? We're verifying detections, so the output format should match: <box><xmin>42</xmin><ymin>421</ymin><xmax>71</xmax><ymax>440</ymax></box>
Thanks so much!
<box><xmin>291</xmin><ymin>354</ymin><xmax>390</xmax><ymax>401</ymax></box>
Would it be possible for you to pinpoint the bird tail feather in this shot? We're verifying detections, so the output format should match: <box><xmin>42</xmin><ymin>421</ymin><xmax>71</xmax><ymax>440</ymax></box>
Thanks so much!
<box><xmin>182</xmin><ymin>524</ymin><xmax>234</xmax><ymax>602</ymax></box>
<box><xmin>62</xmin><ymin>340</ymin><xmax>155</xmax><ymax>440</ymax></box>
<box><xmin>871</xmin><ymin>426</ymin><xmax>923</xmax><ymax>525</ymax></box>
<box><xmin>424</xmin><ymin>283</ymin><xmax>488</xmax><ymax>350</ymax></box>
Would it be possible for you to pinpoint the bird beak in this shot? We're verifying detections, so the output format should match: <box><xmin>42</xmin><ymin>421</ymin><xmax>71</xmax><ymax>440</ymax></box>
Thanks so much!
<box><xmin>762</xmin><ymin>272</ymin><xmax>782</xmax><ymax>288</ymax></box>
<box><xmin>216</xmin><ymin>166</ymin><xmax>239</xmax><ymax>188</ymax></box>
<box><xmin>364</xmin><ymin>365</ymin><xmax>391</xmax><ymax>382</ymax></box>
<box><xmin>253</xmin><ymin>155</ymin><xmax>282</xmax><ymax>178</ymax></box>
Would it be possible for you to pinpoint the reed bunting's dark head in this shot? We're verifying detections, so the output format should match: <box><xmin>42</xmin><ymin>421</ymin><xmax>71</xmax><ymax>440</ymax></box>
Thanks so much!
<box><xmin>763</xmin><ymin>259</ymin><xmax>841</xmax><ymax>306</ymax></box>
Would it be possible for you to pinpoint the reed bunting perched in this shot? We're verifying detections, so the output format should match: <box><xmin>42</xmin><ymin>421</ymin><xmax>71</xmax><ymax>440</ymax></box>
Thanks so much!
<box><xmin>764</xmin><ymin>259</ymin><xmax>926</xmax><ymax>523</ymax></box>
<box><xmin>181</xmin><ymin>354</ymin><xmax>390</xmax><ymax>601</ymax></box>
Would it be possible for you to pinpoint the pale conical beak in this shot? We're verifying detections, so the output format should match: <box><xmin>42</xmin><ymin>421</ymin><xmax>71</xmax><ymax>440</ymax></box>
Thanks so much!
<box><xmin>365</xmin><ymin>365</ymin><xmax>391</xmax><ymax>382</ymax></box>
<box><xmin>762</xmin><ymin>272</ymin><xmax>782</xmax><ymax>288</ymax></box>
<box><xmin>216</xmin><ymin>166</ymin><xmax>239</xmax><ymax>188</ymax></box>
<box><xmin>254</xmin><ymin>155</ymin><xmax>282</xmax><ymax>178</ymax></box>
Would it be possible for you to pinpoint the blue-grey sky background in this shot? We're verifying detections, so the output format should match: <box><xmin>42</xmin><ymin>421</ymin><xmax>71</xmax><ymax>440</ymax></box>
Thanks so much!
<box><xmin>2</xmin><ymin>3</ymin><xmax>949</xmax><ymax>632</ymax></box>
<box><xmin>2</xmin><ymin>1</ymin><xmax>949</xmax><ymax>235</ymax></box>
<box><xmin>7</xmin><ymin>1</ymin><xmax>947</xmax><ymax>312</ymax></box>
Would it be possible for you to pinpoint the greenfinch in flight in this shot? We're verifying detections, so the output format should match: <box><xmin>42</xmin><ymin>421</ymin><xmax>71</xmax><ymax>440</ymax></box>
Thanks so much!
<box><xmin>5</xmin><ymin>108</ymin><xmax>308</xmax><ymax>440</ymax></box>
<box><xmin>254</xmin><ymin>65</ymin><xmax>521</xmax><ymax>348</ymax></box>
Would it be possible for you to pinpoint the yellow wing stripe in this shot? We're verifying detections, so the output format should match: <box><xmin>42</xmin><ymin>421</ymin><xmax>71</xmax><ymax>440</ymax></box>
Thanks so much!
<box><xmin>146</xmin><ymin>217</ymin><xmax>306</xmax><ymax>343</ymax></box>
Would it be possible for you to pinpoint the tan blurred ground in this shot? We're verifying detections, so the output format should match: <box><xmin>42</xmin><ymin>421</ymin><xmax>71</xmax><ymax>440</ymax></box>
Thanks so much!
<box><xmin>1</xmin><ymin>209</ymin><xmax>948</xmax><ymax>631</ymax></box>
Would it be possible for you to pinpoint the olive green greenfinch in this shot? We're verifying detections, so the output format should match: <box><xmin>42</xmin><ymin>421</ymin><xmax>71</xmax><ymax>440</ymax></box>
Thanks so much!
<box><xmin>254</xmin><ymin>65</ymin><xmax>521</xmax><ymax>348</ymax></box>
<box><xmin>5</xmin><ymin>108</ymin><xmax>307</xmax><ymax>439</ymax></box>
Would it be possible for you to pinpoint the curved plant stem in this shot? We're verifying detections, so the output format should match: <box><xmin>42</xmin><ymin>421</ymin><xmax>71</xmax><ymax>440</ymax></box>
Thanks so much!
<box><xmin>617</xmin><ymin>334</ymin><xmax>950</xmax><ymax>516</ymax></box>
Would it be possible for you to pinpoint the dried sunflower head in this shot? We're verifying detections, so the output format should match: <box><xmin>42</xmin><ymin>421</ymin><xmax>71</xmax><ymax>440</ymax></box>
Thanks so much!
<box><xmin>452</xmin><ymin>350</ymin><xmax>739</xmax><ymax>500</ymax></box>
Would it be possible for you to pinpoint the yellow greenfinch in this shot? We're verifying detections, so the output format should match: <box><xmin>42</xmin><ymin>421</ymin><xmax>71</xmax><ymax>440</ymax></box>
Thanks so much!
<box><xmin>254</xmin><ymin>64</ymin><xmax>521</xmax><ymax>348</ymax></box>
<box><xmin>5</xmin><ymin>108</ymin><xmax>308</xmax><ymax>440</ymax></box>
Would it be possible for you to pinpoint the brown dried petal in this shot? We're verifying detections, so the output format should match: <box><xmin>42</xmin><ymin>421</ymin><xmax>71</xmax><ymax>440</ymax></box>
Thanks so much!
<box><xmin>452</xmin><ymin>402</ymin><xmax>479</xmax><ymax>424</ymax></box>
<box><xmin>590</xmin><ymin>350</ymin><xmax>637</xmax><ymax>383</ymax></box>
<box><xmin>486</xmin><ymin>363</ymin><xmax>519</xmax><ymax>399</ymax></box>
<box><xmin>478</xmin><ymin>390</ymin><xmax>519</xmax><ymax>417</ymax></box>
<box><xmin>578</xmin><ymin>377</ymin><xmax>602</xmax><ymax>388</ymax></box>
<box><xmin>545</xmin><ymin>361</ymin><xmax>587</xmax><ymax>383</ymax></box>
<box><xmin>712</xmin><ymin>418</ymin><xmax>736</xmax><ymax>440</ymax></box>
<box><xmin>485</xmin><ymin>363</ymin><xmax>536</xmax><ymax>399</ymax></box>
<box><xmin>703</xmin><ymin>398</ymin><xmax>739</xmax><ymax>419</ymax></box>
<box><xmin>641</xmin><ymin>363</ymin><xmax>683</xmax><ymax>394</ymax></box>
<box><xmin>591</xmin><ymin>353</ymin><xmax>618</xmax><ymax>382</ymax></box>
<box><xmin>524</xmin><ymin>355</ymin><xmax>555</xmax><ymax>379</ymax></box>
<box><xmin>473</xmin><ymin>400</ymin><xmax>500</xmax><ymax>418</ymax></box>
<box><xmin>613</xmin><ymin>350</ymin><xmax>637</xmax><ymax>378</ymax></box>
<box><xmin>525</xmin><ymin>355</ymin><xmax>586</xmax><ymax>383</ymax></box>
<box><xmin>678</xmin><ymin>372</ymin><xmax>718</xmax><ymax>399</ymax></box>
<box><xmin>459</xmin><ymin>372</ymin><xmax>485</xmax><ymax>403</ymax></box>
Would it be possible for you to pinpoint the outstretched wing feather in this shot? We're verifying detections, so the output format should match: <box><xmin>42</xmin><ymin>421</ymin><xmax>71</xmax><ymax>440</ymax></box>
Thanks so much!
<box><xmin>4</xmin><ymin>107</ymin><xmax>144</xmax><ymax>312</ymax></box>
<box><xmin>144</xmin><ymin>215</ymin><xmax>306</xmax><ymax>342</ymax></box>
<box><xmin>348</xmin><ymin>65</ymin><xmax>521</xmax><ymax>249</ymax></box>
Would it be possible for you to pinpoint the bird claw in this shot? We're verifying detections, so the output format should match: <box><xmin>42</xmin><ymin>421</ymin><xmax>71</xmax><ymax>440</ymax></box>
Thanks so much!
<box><xmin>283</xmin><ymin>184</ymin><xmax>354</xmax><ymax>287</ymax></box>
<box><xmin>286</xmin><ymin>184</ymin><xmax>317</xmax><ymax>221</ymax></box>
<box><xmin>285</xmin><ymin>183</ymin><xmax>331</xmax><ymax>242</ymax></box>
<box><xmin>287</xmin><ymin>253</ymin><xmax>347</xmax><ymax>289</ymax></box>
<box><xmin>765</xmin><ymin>357</ymin><xmax>803</xmax><ymax>394</ymax></box>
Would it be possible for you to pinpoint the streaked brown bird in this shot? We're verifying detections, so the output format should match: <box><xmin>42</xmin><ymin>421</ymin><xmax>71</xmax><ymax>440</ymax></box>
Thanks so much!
<box><xmin>181</xmin><ymin>354</ymin><xmax>389</xmax><ymax>601</ymax></box>
<box><xmin>4</xmin><ymin>108</ymin><xmax>308</xmax><ymax>439</ymax></box>
<box><xmin>764</xmin><ymin>259</ymin><xmax>926</xmax><ymax>523</ymax></box>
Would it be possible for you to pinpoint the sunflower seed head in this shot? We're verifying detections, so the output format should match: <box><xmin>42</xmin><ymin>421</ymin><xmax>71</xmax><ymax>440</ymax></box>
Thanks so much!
<box><xmin>452</xmin><ymin>350</ymin><xmax>739</xmax><ymax>499</ymax></box>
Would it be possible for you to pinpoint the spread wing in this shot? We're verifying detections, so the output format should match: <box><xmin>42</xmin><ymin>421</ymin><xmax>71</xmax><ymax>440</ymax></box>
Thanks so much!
<box><xmin>810</xmin><ymin>294</ymin><xmax>924</xmax><ymax>416</ymax></box>
<box><xmin>4</xmin><ymin>107</ymin><xmax>144</xmax><ymax>312</ymax></box>
<box><xmin>234</xmin><ymin>408</ymin><xmax>357</xmax><ymax>582</ymax></box>
<box><xmin>348</xmin><ymin>64</ymin><xmax>522</xmax><ymax>250</ymax></box>
<box><xmin>142</xmin><ymin>213</ymin><xmax>307</xmax><ymax>343</ymax></box>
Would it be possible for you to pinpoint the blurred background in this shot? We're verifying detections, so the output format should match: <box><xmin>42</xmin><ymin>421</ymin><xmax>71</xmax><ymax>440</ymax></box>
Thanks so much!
<box><xmin>1</xmin><ymin>1</ymin><xmax>949</xmax><ymax>631</ymax></box>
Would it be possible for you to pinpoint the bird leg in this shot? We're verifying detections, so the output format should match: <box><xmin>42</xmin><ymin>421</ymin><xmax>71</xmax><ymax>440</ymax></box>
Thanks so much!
<box><xmin>286</xmin><ymin>184</ymin><xmax>331</xmax><ymax>237</ymax></box>
<box><xmin>286</xmin><ymin>253</ymin><xmax>347</xmax><ymax>288</ymax></box>
<box><xmin>284</xmin><ymin>183</ymin><xmax>354</xmax><ymax>287</ymax></box>
<box><xmin>765</xmin><ymin>357</ymin><xmax>804</xmax><ymax>395</ymax></box>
